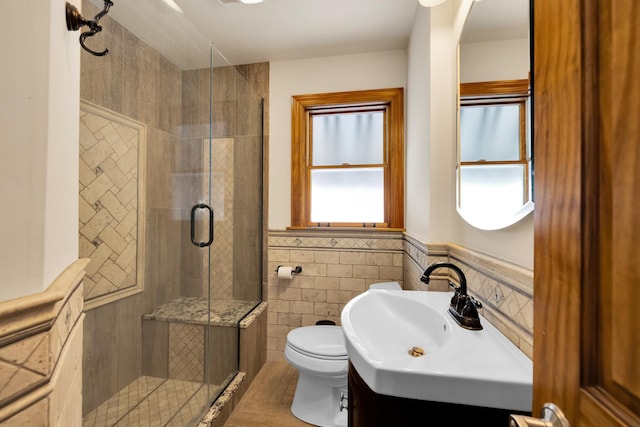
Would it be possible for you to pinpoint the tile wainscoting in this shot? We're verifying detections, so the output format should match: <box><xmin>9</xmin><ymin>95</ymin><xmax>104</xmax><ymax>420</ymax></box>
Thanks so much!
<box><xmin>0</xmin><ymin>259</ymin><xmax>88</xmax><ymax>426</ymax></box>
<box><xmin>404</xmin><ymin>235</ymin><xmax>533</xmax><ymax>358</ymax></box>
<box><xmin>267</xmin><ymin>231</ymin><xmax>533</xmax><ymax>361</ymax></box>
<box><xmin>266</xmin><ymin>230</ymin><xmax>404</xmax><ymax>361</ymax></box>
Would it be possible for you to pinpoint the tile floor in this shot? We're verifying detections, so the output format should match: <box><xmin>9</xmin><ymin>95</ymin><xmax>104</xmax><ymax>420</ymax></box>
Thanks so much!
<box><xmin>83</xmin><ymin>361</ymin><xmax>310</xmax><ymax>427</ymax></box>
<box><xmin>224</xmin><ymin>361</ymin><xmax>311</xmax><ymax>427</ymax></box>
<box><xmin>83</xmin><ymin>376</ymin><xmax>215</xmax><ymax>427</ymax></box>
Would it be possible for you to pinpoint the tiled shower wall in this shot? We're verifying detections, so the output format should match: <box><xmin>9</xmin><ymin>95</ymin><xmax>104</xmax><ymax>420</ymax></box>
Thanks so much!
<box><xmin>267</xmin><ymin>231</ymin><xmax>533</xmax><ymax>360</ymax></box>
<box><xmin>81</xmin><ymin>0</ymin><xmax>184</xmax><ymax>412</ymax></box>
<box><xmin>80</xmin><ymin>0</ymin><xmax>270</xmax><ymax>414</ymax></box>
<box><xmin>180</xmin><ymin>65</ymin><xmax>268</xmax><ymax>303</ymax></box>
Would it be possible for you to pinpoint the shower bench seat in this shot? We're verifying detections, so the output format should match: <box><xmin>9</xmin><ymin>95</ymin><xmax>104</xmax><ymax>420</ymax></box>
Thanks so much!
<box><xmin>142</xmin><ymin>297</ymin><xmax>260</xmax><ymax>385</ymax></box>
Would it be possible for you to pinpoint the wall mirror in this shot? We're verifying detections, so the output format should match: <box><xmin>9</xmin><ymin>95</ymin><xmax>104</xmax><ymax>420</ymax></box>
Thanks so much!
<box><xmin>457</xmin><ymin>0</ymin><xmax>532</xmax><ymax>230</ymax></box>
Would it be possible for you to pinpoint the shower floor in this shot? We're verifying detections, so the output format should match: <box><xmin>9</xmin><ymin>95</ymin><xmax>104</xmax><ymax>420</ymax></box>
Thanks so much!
<box><xmin>82</xmin><ymin>375</ymin><xmax>216</xmax><ymax>427</ymax></box>
<box><xmin>83</xmin><ymin>299</ymin><xmax>259</xmax><ymax>426</ymax></box>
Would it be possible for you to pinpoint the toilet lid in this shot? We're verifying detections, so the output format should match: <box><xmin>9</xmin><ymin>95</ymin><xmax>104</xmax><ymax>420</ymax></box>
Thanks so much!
<box><xmin>287</xmin><ymin>326</ymin><xmax>347</xmax><ymax>359</ymax></box>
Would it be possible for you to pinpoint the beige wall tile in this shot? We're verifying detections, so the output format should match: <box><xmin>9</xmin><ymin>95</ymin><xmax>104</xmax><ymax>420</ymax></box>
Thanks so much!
<box><xmin>269</xmin><ymin>286</ymin><xmax>301</xmax><ymax>301</ymax></box>
<box><xmin>353</xmin><ymin>265</ymin><xmax>379</xmax><ymax>279</ymax></box>
<box><xmin>339</xmin><ymin>251</ymin><xmax>366</xmax><ymax>265</ymax></box>
<box><xmin>1</xmin><ymin>397</ymin><xmax>48</xmax><ymax>426</ymax></box>
<box><xmin>339</xmin><ymin>278</ymin><xmax>366</xmax><ymax>292</ymax></box>
<box><xmin>269</xmin><ymin>249</ymin><xmax>291</xmax><ymax>262</ymax></box>
<box><xmin>327</xmin><ymin>264</ymin><xmax>353</xmax><ymax>278</ymax></box>
<box><xmin>0</xmin><ymin>261</ymin><xmax>86</xmax><ymax>426</ymax></box>
<box><xmin>326</xmin><ymin>290</ymin><xmax>354</xmax><ymax>304</ymax></box>
<box><xmin>313</xmin><ymin>303</ymin><xmax>340</xmax><ymax>317</ymax></box>
<box><xmin>301</xmin><ymin>263</ymin><xmax>327</xmax><ymax>277</ymax></box>
<box><xmin>379</xmin><ymin>266</ymin><xmax>403</xmax><ymax>281</ymax></box>
<box><xmin>366</xmin><ymin>252</ymin><xmax>393</xmax><ymax>266</ymax></box>
<box><xmin>314</xmin><ymin>251</ymin><xmax>340</xmax><ymax>264</ymax></box>
<box><xmin>290</xmin><ymin>301</ymin><xmax>314</xmax><ymax>314</ymax></box>
<box><xmin>301</xmin><ymin>289</ymin><xmax>327</xmax><ymax>302</ymax></box>
<box><xmin>313</xmin><ymin>276</ymin><xmax>340</xmax><ymax>290</ymax></box>
<box><xmin>270</xmin><ymin>300</ymin><xmax>290</xmax><ymax>313</ymax></box>
<box><xmin>268</xmin><ymin>325</ymin><xmax>290</xmax><ymax>339</ymax></box>
<box><xmin>267</xmin><ymin>231</ymin><xmax>532</xmax><ymax>361</ymax></box>
<box><xmin>290</xmin><ymin>250</ymin><xmax>315</xmax><ymax>263</ymax></box>
<box><xmin>277</xmin><ymin>313</ymin><xmax>302</xmax><ymax>327</ymax></box>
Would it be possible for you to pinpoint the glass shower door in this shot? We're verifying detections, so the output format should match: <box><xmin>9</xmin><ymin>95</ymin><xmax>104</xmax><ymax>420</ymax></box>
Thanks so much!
<box><xmin>80</xmin><ymin>1</ymin><xmax>263</xmax><ymax>424</ymax></box>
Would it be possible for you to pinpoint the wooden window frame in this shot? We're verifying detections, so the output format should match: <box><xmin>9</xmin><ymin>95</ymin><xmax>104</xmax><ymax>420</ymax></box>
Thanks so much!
<box><xmin>290</xmin><ymin>88</ymin><xmax>404</xmax><ymax>230</ymax></box>
<box><xmin>459</xmin><ymin>79</ymin><xmax>531</xmax><ymax>204</ymax></box>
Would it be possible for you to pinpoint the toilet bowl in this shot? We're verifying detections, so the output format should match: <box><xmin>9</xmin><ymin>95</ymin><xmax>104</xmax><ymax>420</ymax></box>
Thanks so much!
<box><xmin>285</xmin><ymin>325</ymin><xmax>348</xmax><ymax>427</ymax></box>
<box><xmin>284</xmin><ymin>282</ymin><xmax>401</xmax><ymax>427</ymax></box>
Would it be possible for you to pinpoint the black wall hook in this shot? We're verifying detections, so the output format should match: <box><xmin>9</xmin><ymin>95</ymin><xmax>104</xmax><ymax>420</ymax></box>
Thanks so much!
<box><xmin>66</xmin><ymin>1</ymin><xmax>114</xmax><ymax>57</ymax></box>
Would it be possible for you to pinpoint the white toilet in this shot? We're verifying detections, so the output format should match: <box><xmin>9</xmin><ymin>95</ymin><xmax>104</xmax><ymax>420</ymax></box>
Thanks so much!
<box><xmin>284</xmin><ymin>281</ymin><xmax>402</xmax><ymax>427</ymax></box>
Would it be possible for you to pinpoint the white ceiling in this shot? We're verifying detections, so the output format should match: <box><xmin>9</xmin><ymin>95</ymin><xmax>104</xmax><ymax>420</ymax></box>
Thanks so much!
<box><xmin>461</xmin><ymin>0</ymin><xmax>529</xmax><ymax>43</ymax></box>
<box><xmin>89</xmin><ymin>0</ymin><xmax>529</xmax><ymax>70</ymax></box>
<box><xmin>94</xmin><ymin>0</ymin><xmax>419</xmax><ymax>69</ymax></box>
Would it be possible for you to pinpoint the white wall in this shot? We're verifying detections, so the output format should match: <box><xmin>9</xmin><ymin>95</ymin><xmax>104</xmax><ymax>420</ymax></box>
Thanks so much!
<box><xmin>0</xmin><ymin>0</ymin><xmax>80</xmax><ymax>300</ymax></box>
<box><xmin>460</xmin><ymin>38</ymin><xmax>529</xmax><ymax>83</ymax></box>
<box><xmin>405</xmin><ymin>0</ymin><xmax>533</xmax><ymax>269</ymax></box>
<box><xmin>405</xmin><ymin>1</ymin><xmax>465</xmax><ymax>244</ymax></box>
<box><xmin>405</xmin><ymin>6</ymin><xmax>431</xmax><ymax>241</ymax></box>
<box><xmin>268</xmin><ymin>3</ymin><xmax>533</xmax><ymax>268</ymax></box>
<box><xmin>268</xmin><ymin>50</ymin><xmax>407</xmax><ymax>230</ymax></box>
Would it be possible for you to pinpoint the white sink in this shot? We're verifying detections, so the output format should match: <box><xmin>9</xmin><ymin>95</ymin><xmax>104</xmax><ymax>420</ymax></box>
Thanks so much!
<box><xmin>340</xmin><ymin>290</ymin><xmax>533</xmax><ymax>412</ymax></box>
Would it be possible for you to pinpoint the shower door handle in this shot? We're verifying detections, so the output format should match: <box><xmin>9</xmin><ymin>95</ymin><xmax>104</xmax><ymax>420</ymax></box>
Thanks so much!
<box><xmin>190</xmin><ymin>203</ymin><xmax>214</xmax><ymax>247</ymax></box>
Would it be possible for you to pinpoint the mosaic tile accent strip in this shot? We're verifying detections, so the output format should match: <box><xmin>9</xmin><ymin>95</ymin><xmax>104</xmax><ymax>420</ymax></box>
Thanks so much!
<box><xmin>402</xmin><ymin>238</ymin><xmax>533</xmax><ymax>358</ymax></box>
<box><xmin>269</xmin><ymin>230</ymin><xmax>404</xmax><ymax>251</ymax></box>
<box><xmin>403</xmin><ymin>235</ymin><xmax>449</xmax><ymax>291</ymax></box>
<box><xmin>79</xmin><ymin>100</ymin><xmax>146</xmax><ymax>309</ymax></box>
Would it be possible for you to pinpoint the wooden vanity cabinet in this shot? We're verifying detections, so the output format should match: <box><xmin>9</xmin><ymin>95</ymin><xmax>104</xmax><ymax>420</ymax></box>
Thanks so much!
<box><xmin>347</xmin><ymin>362</ymin><xmax>530</xmax><ymax>426</ymax></box>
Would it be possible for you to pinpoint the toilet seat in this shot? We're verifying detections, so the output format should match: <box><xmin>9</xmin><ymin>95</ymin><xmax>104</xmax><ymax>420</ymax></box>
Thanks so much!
<box><xmin>286</xmin><ymin>326</ymin><xmax>347</xmax><ymax>360</ymax></box>
<box><xmin>284</xmin><ymin>325</ymin><xmax>349</xmax><ymax>427</ymax></box>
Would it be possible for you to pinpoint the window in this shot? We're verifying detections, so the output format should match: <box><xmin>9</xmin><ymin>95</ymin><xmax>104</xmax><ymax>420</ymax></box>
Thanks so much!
<box><xmin>458</xmin><ymin>79</ymin><xmax>531</xmax><ymax>219</ymax></box>
<box><xmin>291</xmin><ymin>88</ymin><xmax>404</xmax><ymax>229</ymax></box>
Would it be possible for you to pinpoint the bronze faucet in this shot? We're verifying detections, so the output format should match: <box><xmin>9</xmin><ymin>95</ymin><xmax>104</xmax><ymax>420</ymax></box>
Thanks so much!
<box><xmin>420</xmin><ymin>262</ymin><xmax>483</xmax><ymax>330</ymax></box>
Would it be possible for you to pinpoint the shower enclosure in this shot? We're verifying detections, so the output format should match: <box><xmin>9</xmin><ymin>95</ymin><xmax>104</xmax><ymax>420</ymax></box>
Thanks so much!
<box><xmin>78</xmin><ymin>1</ymin><xmax>264</xmax><ymax>425</ymax></box>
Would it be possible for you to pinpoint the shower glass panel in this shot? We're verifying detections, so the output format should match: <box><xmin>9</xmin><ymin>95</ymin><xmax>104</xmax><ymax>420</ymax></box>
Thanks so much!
<box><xmin>79</xmin><ymin>1</ymin><xmax>263</xmax><ymax>425</ymax></box>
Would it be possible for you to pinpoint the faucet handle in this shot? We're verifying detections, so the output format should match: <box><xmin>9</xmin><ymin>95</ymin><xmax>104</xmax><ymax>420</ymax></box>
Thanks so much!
<box><xmin>469</xmin><ymin>295</ymin><xmax>482</xmax><ymax>309</ymax></box>
<box><xmin>461</xmin><ymin>298</ymin><xmax>479</xmax><ymax>317</ymax></box>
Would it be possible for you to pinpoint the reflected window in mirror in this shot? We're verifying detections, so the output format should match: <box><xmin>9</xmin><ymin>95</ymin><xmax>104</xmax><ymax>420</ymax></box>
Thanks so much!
<box><xmin>458</xmin><ymin>79</ymin><xmax>532</xmax><ymax>229</ymax></box>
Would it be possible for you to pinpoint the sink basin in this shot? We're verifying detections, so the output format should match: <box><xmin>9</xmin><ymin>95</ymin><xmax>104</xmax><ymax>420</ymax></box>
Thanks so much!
<box><xmin>341</xmin><ymin>290</ymin><xmax>533</xmax><ymax>412</ymax></box>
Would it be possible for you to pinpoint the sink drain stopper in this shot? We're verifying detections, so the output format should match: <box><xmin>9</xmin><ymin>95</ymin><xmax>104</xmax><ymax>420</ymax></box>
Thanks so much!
<box><xmin>408</xmin><ymin>346</ymin><xmax>425</xmax><ymax>357</ymax></box>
